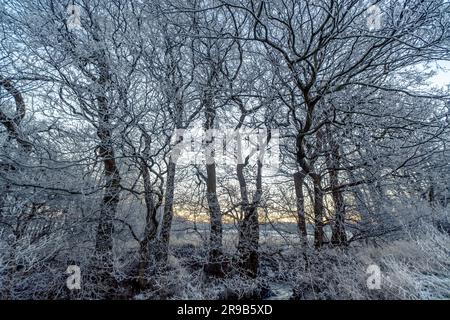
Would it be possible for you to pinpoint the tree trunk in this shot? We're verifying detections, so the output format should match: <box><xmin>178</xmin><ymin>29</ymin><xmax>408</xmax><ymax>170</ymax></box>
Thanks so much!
<box><xmin>158</xmin><ymin>159</ymin><xmax>176</xmax><ymax>263</ymax></box>
<box><xmin>293</xmin><ymin>171</ymin><xmax>307</xmax><ymax>240</ymax></box>
<box><xmin>329</xmin><ymin>173</ymin><xmax>347</xmax><ymax>246</ymax></box>
<box><xmin>203</xmin><ymin>94</ymin><xmax>224</xmax><ymax>276</ymax></box>
<box><xmin>326</xmin><ymin>126</ymin><xmax>347</xmax><ymax>246</ymax></box>
<box><xmin>205</xmin><ymin>162</ymin><xmax>223</xmax><ymax>263</ymax></box>
<box><xmin>94</xmin><ymin>151</ymin><xmax>120</xmax><ymax>260</ymax></box>
<box><xmin>0</xmin><ymin>78</ymin><xmax>30</xmax><ymax>298</ymax></box>
<box><xmin>0</xmin><ymin>79</ymin><xmax>32</xmax><ymax>152</ymax></box>
<box><xmin>312</xmin><ymin>173</ymin><xmax>324</xmax><ymax>249</ymax></box>
<box><xmin>330</xmin><ymin>184</ymin><xmax>347</xmax><ymax>245</ymax></box>
<box><xmin>237</xmin><ymin>205</ymin><xmax>259</xmax><ymax>277</ymax></box>
<box><xmin>236</xmin><ymin>159</ymin><xmax>261</xmax><ymax>278</ymax></box>
<box><xmin>137</xmin><ymin>155</ymin><xmax>159</xmax><ymax>287</ymax></box>
<box><xmin>94</xmin><ymin>95</ymin><xmax>121</xmax><ymax>276</ymax></box>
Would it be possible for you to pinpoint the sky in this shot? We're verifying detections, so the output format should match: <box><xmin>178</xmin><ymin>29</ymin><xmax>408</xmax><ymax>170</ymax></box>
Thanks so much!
<box><xmin>430</xmin><ymin>60</ymin><xmax>450</xmax><ymax>89</ymax></box>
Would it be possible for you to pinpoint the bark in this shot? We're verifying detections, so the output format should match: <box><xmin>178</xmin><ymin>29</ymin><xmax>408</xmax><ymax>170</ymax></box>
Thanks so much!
<box><xmin>206</xmin><ymin>162</ymin><xmax>223</xmax><ymax>262</ymax></box>
<box><xmin>329</xmin><ymin>163</ymin><xmax>347</xmax><ymax>246</ymax></box>
<box><xmin>158</xmin><ymin>159</ymin><xmax>176</xmax><ymax>263</ymax></box>
<box><xmin>293</xmin><ymin>171</ymin><xmax>307</xmax><ymax>239</ymax></box>
<box><xmin>94</xmin><ymin>95</ymin><xmax>121</xmax><ymax>274</ymax></box>
<box><xmin>137</xmin><ymin>153</ymin><xmax>159</xmax><ymax>287</ymax></box>
<box><xmin>203</xmin><ymin>94</ymin><xmax>223</xmax><ymax>276</ymax></box>
<box><xmin>236</xmin><ymin>159</ymin><xmax>262</xmax><ymax>278</ymax></box>
<box><xmin>312</xmin><ymin>173</ymin><xmax>324</xmax><ymax>249</ymax></box>
<box><xmin>0</xmin><ymin>78</ymin><xmax>30</xmax><ymax>298</ymax></box>
<box><xmin>0</xmin><ymin>79</ymin><xmax>26</xmax><ymax>220</ymax></box>
<box><xmin>93</xmin><ymin>54</ymin><xmax>120</xmax><ymax>277</ymax></box>
<box><xmin>326</xmin><ymin>126</ymin><xmax>347</xmax><ymax>246</ymax></box>
<box><xmin>296</xmin><ymin>122</ymin><xmax>324</xmax><ymax>249</ymax></box>
<box><xmin>157</xmin><ymin>56</ymin><xmax>184</xmax><ymax>264</ymax></box>
<box><xmin>330</xmin><ymin>181</ymin><xmax>347</xmax><ymax>245</ymax></box>
<box><xmin>0</xmin><ymin>78</ymin><xmax>32</xmax><ymax>152</ymax></box>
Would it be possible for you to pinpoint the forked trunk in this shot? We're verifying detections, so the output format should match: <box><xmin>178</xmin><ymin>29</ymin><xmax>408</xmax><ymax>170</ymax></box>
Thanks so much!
<box><xmin>137</xmin><ymin>155</ymin><xmax>159</xmax><ymax>287</ymax></box>
<box><xmin>326</xmin><ymin>126</ymin><xmax>347</xmax><ymax>246</ymax></box>
<box><xmin>158</xmin><ymin>160</ymin><xmax>176</xmax><ymax>263</ymax></box>
<box><xmin>203</xmin><ymin>93</ymin><xmax>224</xmax><ymax>277</ymax></box>
<box><xmin>94</xmin><ymin>95</ymin><xmax>121</xmax><ymax>277</ymax></box>
<box><xmin>236</xmin><ymin>159</ymin><xmax>262</xmax><ymax>278</ymax></box>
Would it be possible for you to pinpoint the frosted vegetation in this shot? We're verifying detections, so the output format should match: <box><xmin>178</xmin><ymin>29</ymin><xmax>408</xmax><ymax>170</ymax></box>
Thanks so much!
<box><xmin>0</xmin><ymin>0</ymin><xmax>449</xmax><ymax>299</ymax></box>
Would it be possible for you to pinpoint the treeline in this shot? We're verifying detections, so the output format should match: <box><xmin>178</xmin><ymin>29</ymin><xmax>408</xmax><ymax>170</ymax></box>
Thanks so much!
<box><xmin>0</xmin><ymin>0</ymin><xmax>449</xmax><ymax>298</ymax></box>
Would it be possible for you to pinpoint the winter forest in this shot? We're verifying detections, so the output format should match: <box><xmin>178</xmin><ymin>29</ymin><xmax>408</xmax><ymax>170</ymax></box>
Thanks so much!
<box><xmin>0</xmin><ymin>0</ymin><xmax>449</xmax><ymax>300</ymax></box>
